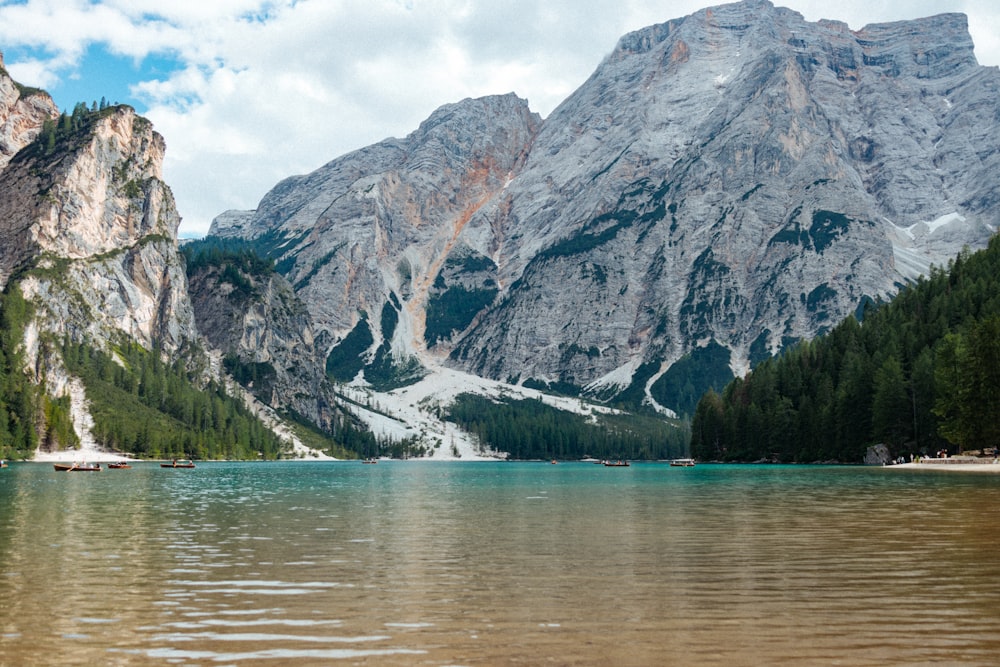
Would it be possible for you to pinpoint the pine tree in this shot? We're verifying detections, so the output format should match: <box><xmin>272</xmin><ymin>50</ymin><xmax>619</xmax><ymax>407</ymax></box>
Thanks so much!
<box><xmin>871</xmin><ymin>356</ymin><xmax>909</xmax><ymax>445</ymax></box>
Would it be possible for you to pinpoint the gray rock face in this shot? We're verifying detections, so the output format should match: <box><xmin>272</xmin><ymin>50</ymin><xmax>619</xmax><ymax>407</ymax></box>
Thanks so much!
<box><xmin>185</xmin><ymin>258</ymin><xmax>336</xmax><ymax>428</ymax></box>
<box><xmin>208</xmin><ymin>209</ymin><xmax>256</xmax><ymax>239</ymax></box>
<box><xmin>210</xmin><ymin>1</ymin><xmax>1000</xmax><ymax>413</ymax></box>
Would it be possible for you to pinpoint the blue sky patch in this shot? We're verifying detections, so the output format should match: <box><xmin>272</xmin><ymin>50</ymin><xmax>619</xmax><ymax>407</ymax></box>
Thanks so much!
<box><xmin>4</xmin><ymin>42</ymin><xmax>185</xmax><ymax>114</ymax></box>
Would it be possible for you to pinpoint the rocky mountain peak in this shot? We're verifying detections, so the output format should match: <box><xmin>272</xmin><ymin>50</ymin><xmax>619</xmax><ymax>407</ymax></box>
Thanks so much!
<box><xmin>852</xmin><ymin>12</ymin><xmax>976</xmax><ymax>79</ymax></box>
<box><xmin>610</xmin><ymin>0</ymin><xmax>786</xmax><ymax>58</ymax></box>
<box><xmin>411</xmin><ymin>93</ymin><xmax>539</xmax><ymax>143</ymax></box>
<box><xmin>209</xmin><ymin>92</ymin><xmax>540</xmax><ymax>369</ymax></box>
<box><xmin>208</xmin><ymin>1</ymin><xmax>1000</xmax><ymax>421</ymax></box>
<box><xmin>39</xmin><ymin>107</ymin><xmax>176</xmax><ymax>255</ymax></box>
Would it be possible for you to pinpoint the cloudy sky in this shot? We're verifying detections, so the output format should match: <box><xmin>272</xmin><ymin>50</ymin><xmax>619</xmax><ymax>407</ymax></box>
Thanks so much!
<box><xmin>1</xmin><ymin>0</ymin><xmax>997</xmax><ymax>238</ymax></box>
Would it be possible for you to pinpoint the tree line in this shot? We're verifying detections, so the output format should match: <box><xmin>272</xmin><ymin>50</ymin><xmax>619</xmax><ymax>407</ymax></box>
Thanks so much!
<box><xmin>182</xmin><ymin>238</ymin><xmax>277</xmax><ymax>291</ymax></box>
<box><xmin>35</xmin><ymin>99</ymin><xmax>120</xmax><ymax>156</ymax></box>
<box><xmin>61</xmin><ymin>337</ymin><xmax>287</xmax><ymax>460</ymax></box>
<box><xmin>446</xmin><ymin>393</ymin><xmax>688</xmax><ymax>460</ymax></box>
<box><xmin>0</xmin><ymin>287</ymin><xmax>79</xmax><ymax>459</ymax></box>
<box><xmin>691</xmin><ymin>235</ymin><xmax>1000</xmax><ymax>462</ymax></box>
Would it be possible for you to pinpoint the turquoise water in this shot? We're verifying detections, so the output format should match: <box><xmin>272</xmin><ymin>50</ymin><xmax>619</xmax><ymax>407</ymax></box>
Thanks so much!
<box><xmin>1</xmin><ymin>461</ymin><xmax>999</xmax><ymax>665</ymax></box>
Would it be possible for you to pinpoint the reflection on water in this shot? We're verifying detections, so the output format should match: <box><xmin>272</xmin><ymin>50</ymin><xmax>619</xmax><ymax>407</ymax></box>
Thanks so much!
<box><xmin>2</xmin><ymin>462</ymin><xmax>1000</xmax><ymax>665</ymax></box>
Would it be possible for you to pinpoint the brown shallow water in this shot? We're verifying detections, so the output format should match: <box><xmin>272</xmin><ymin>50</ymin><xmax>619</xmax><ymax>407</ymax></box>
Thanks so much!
<box><xmin>1</xmin><ymin>461</ymin><xmax>999</xmax><ymax>666</ymax></box>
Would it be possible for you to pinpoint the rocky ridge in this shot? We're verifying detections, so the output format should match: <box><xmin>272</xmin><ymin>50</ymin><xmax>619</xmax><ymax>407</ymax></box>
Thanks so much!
<box><xmin>452</xmin><ymin>1</ymin><xmax>997</xmax><ymax>399</ymax></box>
<box><xmin>0</xmin><ymin>94</ymin><xmax>208</xmax><ymax>457</ymax></box>
<box><xmin>223</xmin><ymin>93</ymin><xmax>539</xmax><ymax>356</ymax></box>
<box><xmin>0</xmin><ymin>62</ymin><xmax>375</xmax><ymax>460</ymax></box>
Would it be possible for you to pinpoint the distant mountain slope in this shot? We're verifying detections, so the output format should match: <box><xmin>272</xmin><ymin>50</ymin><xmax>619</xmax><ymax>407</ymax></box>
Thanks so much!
<box><xmin>210</xmin><ymin>0</ymin><xmax>999</xmax><ymax>419</ymax></box>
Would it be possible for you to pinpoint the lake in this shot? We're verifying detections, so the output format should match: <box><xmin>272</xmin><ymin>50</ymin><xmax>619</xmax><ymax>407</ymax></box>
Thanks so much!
<box><xmin>1</xmin><ymin>461</ymin><xmax>999</xmax><ymax>666</ymax></box>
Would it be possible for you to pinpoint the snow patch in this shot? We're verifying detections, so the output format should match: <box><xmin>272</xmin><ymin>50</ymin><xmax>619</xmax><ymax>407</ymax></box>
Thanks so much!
<box><xmin>913</xmin><ymin>212</ymin><xmax>966</xmax><ymax>236</ymax></box>
<box><xmin>886</xmin><ymin>212</ymin><xmax>983</xmax><ymax>282</ymax></box>
<box><xmin>585</xmin><ymin>358</ymin><xmax>640</xmax><ymax>394</ymax></box>
<box><xmin>342</xmin><ymin>361</ymin><xmax>621</xmax><ymax>460</ymax></box>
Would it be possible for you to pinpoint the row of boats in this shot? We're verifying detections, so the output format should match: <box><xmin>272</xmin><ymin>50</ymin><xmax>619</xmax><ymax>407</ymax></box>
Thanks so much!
<box><xmin>606</xmin><ymin>458</ymin><xmax>696</xmax><ymax>467</ymax></box>
<box><xmin>53</xmin><ymin>459</ymin><xmax>195</xmax><ymax>471</ymax></box>
<box><xmin>577</xmin><ymin>458</ymin><xmax>695</xmax><ymax>467</ymax></box>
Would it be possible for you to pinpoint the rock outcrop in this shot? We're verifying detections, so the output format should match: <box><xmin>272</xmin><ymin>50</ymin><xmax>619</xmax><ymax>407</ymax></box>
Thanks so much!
<box><xmin>0</xmin><ymin>53</ymin><xmax>58</xmax><ymax>172</ymax></box>
<box><xmin>0</xmin><ymin>105</ymin><xmax>196</xmax><ymax>354</ymax></box>
<box><xmin>0</xmin><ymin>62</ymin><xmax>354</xmax><ymax>458</ymax></box>
<box><xmin>0</xmin><ymin>59</ymin><xmax>224</xmax><ymax>457</ymax></box>
<box><xmin>213</xmin><ymin>93</ymin><xmax>540</xmax><ymax>358</ymax></box>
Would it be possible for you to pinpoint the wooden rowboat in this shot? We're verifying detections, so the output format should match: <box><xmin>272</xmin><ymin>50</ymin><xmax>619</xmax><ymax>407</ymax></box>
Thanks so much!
<box><xmin>160</xmin><ymin>460</ymin><xmax>195</xmax><ymax>468</ymax></box>
<box><xmin>108</xmin><ymin>461</ymin><xmax>131</xmax><ymax>469</ymax></box>
<box><xmin>54</xmin><ymin>462</ymin><xmax>101</xmax><ymax>472</ymax></box>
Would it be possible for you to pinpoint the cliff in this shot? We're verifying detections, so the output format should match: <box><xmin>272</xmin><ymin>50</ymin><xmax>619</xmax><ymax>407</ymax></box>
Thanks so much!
<box><xmin>0</xmin><ymin>104</ymin><xmax>196</xmax><ymax>353</ymax></box>
<box><xmin>184</xmin><ymin>250</ymin><xmax>337</xmax><ymax>429</ymax></box>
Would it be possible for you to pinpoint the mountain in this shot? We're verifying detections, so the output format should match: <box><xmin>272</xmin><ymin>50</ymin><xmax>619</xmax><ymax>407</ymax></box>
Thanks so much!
<box><xmin>209</xmin><ymin>0</ymin><xmax>999</xmax><ymax>422</ymax></box>
<box><xmin>0</xmin><ymin>53</ymin><xmax>506</xmax><ymax>462</ymax></box>
<box><xmin>209</xmin><ymin>93</ymin><xmax>540</xmax><ymax>372</ymax></box>
<box><xmin>3</xmin><ymin>0</ymin><xmax>998</xmax><ymax>462</ymax></box>
<box><xmin>182</xmin><ymin>242</ymin><xmax>336</xmax><ymax>429</ymax></box>
<box><xmin>0</xmin><ymin>62</ymin><xmax>57</xmax><ymax>171</ymax></box>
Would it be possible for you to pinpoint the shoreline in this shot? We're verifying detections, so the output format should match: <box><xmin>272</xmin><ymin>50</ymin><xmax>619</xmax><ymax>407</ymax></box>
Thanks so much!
<box><xmin>30</xmin><ymin>448</ymin><xmax>135</xmax><ymax>463</ymax></box>
<box><xmin>889</xmin><ymin>460</ymin><xmax>1000</xmax><ymax>472</ymax></box>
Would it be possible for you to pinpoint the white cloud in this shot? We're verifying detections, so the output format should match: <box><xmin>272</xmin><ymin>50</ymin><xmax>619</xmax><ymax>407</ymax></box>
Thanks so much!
<box><xmin>4</xmin><ymin>57</ymin><xmax>60</xmax><ymax>89</ymax></box>
<box><xmin>0</xmin><ymin>0</ymin><xmax>997</xmax><ymax>236</ymax></box>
